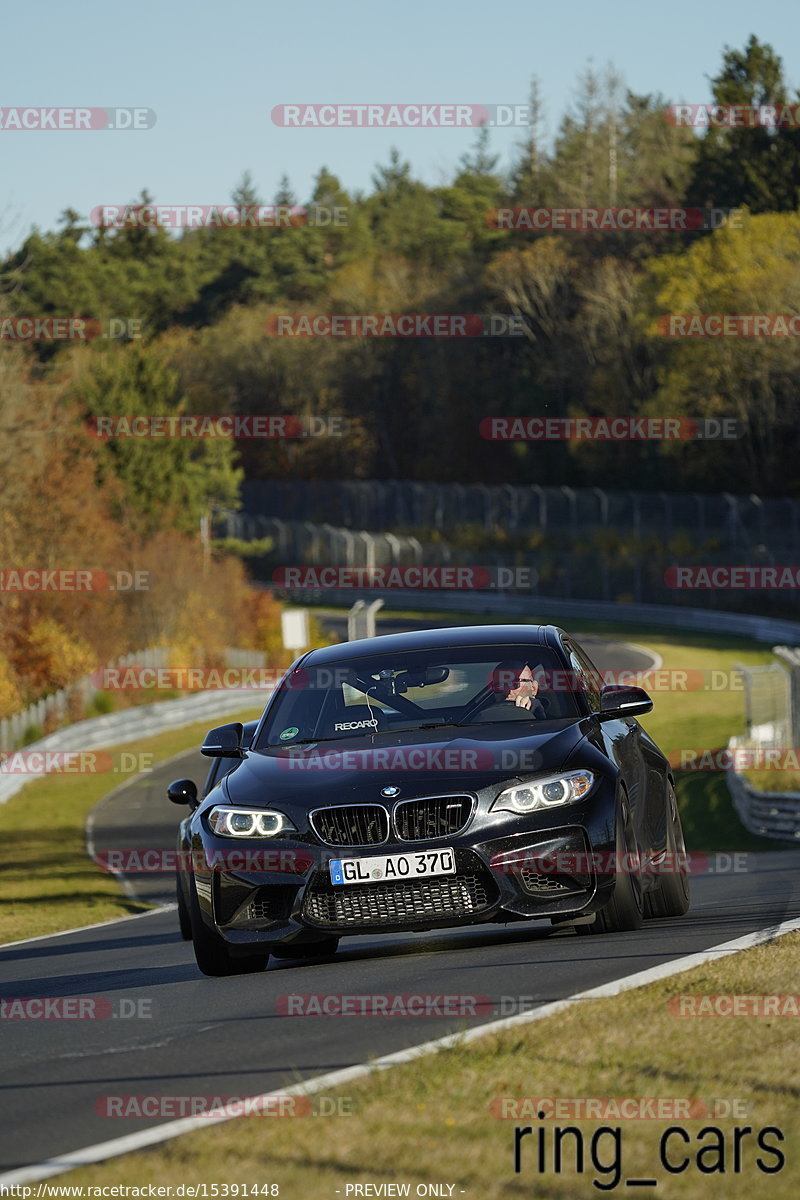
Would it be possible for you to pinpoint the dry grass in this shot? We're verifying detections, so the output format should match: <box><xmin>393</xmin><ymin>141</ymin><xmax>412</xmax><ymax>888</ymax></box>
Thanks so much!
<box><xmin>52</xmin><ymin>932</ymin><xmax>800</xmax><ymax>1198</ymax></box>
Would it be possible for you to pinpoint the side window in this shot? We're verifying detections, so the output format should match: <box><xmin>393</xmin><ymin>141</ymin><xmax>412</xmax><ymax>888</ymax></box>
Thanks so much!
<box><xmin>566</xmin><ymin>644</ymin><xmax>602</xmax><ymax>712</ymax></box>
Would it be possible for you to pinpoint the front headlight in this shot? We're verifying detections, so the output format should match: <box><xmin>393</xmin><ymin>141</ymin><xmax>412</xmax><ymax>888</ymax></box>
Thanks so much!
<box><xmin>207</xmin><ymin>806</ymin><xmax>297</xmax><ymax>838</ymax></box>
<box><xmin>490</xmin><ymin>770</ymin><xmax>595</xmax><ymax>815</ymax></box>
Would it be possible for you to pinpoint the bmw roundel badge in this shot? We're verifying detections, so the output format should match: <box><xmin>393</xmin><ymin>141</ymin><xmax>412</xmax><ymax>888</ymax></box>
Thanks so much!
<box><xmin>381</xmin><ymin>785</ymin><xmax>401</xmax><ymax>798</ymax></box>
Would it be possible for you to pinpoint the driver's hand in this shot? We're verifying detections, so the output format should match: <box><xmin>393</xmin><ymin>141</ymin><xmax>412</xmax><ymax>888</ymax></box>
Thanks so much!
<box><xmin>514</xmin><ymin>693</ymin><xmax>532</xmax><ymax>709</ymax></box>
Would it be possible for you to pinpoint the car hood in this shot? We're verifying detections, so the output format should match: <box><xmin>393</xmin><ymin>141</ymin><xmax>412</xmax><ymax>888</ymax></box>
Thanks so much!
<box><xmin>220</xmin><ymin>719</ymin><xmax>592</xmax><ymax>808</ymax></box>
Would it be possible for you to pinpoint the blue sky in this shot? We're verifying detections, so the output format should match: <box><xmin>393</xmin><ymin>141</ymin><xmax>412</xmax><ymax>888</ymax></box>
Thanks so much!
<box><xmin>2</xmin><ymin>0</ymin><xmax>799</xmax><ymax>251</ymax></box>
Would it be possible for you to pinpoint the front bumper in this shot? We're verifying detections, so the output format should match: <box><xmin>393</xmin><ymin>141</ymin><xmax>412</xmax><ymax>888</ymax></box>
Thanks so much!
<box><xmin>189</xmin><ymin>790</ymin><xmax>620</xmax><ymax>947</ymax></box>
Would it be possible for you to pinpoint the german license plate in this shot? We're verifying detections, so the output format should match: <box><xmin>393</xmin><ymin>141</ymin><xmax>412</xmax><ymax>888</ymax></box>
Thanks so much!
<box><xmin>329</xmin><ymin>848</ymin><xmax>456</xmax><ymax>886</ymax></box>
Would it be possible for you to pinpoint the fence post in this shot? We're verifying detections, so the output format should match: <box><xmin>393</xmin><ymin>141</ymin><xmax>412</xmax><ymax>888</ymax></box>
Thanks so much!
<box><xmin>774</xmin><ymin>647</ymin><xmax>800</xmax><ymax>749</ymax></box>
<box><xmin>348</xmin><ymin>601</ymin><xmax>366</xmax><ymax>641</ymax></box>
<box><xmin>593</xmin><ymin>487</ymin><xmax>609</xmax><ymax>527</ymax></box>
<box><xmin>364</xmin><ymin>599</ymin><xmax>384</xmax><ymax>638</ymax></box>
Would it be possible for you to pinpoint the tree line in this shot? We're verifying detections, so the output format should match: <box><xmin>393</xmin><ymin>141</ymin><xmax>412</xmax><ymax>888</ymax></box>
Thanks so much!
<box><xmin>3</xmin><ymin>36</ymin><xmax>800</xmax><ymax>506</ymax></box>
<box><xmin>3</xmin><ymin>36</ymin><xmax>800</xmax><ymax>714</ymax></box>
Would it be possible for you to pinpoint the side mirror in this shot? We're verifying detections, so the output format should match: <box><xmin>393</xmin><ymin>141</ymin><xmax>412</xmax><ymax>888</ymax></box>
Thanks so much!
<box><xmin>201</xmin><ymin>722</ymin><xmax>244</xmax><ymax>758</ymax></box>
<box><xmin>599</xmin><ymin>685</ymin><xmax>653</xmax><ymax>720</ymax></box>
<box><xmin>167</xmin><ymin>778</ymin><xmax>199</xmax><ymax>806</ymax></box>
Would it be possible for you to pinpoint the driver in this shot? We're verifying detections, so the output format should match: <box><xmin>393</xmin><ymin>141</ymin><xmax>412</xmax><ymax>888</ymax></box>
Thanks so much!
<box><xmin>472</xmin><ymin>660</ymin><xmax>548</xmax><ymax>720</ymax></box>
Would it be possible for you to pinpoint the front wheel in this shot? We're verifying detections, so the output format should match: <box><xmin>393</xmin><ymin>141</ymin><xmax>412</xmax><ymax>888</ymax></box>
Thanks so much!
<box><xmin>644</xmin><ymin>782</ymin><xmax>690</xmax><ymax>919</ymax></box>
<box><xmin>188</xmin><ymin>877</ymin><xmax>269</xmax><ymax>977</ymax></box>
<box><xmin>581</xmin><ymin>793</ymin><xmax>644</xmax><ymax>934</ymax></box>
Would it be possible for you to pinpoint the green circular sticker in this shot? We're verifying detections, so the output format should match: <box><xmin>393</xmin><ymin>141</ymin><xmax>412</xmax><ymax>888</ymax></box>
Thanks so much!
<box><xmin>279</xmin><ymin>726</ymin><xmax>299</xmax><ymax>741</ymax></box>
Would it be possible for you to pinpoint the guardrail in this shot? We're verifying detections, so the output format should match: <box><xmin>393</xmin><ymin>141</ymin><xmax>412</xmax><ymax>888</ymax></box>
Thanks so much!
<box><xmin>725</xmin><ymin>756</ymin><xmax>800</xmax><ymax>842</ymax></box>
<box><xmin>228</xmin><ymin>512</ymin><xmax>800</xmax><ymax>609</ymax></box>
<box><xmin>0</xmin><ymin>648</ymin><xmax>172</xmax><ymax>754</ymax></box>
<box><xmin>0</xmin><ymin>688</ymin><xmax>272</xmax><ymax>807</ymax></box>
<box><xmin>271</xmin><ymin>586</ymin><xmax>800</xmax><ymax>646</ymax></box>
<box><xmin>722</xmin><ymin>649</ymin><xmax>800</xmax><ymax>840</ymax></box>
<box><xmin>0</xmin><ymin>646</ymin><xmax>270</xmax><ymax>754</ymax></box>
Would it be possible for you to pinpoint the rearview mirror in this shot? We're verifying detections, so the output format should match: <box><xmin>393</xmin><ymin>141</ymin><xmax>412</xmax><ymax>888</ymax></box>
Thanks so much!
<box><xmin>400</xmin><ymin>666</ymin><xmax>450</xmax><ymax>690</ymax></box>
<box><xmin>201</xmin><ymin>722</ymin><xmax>244</xmax><ymax>758</ymax></box>
<box><xmin>423</xmin><ymin>667</ymin><xmax>450</xmax><ymax>685</ymax></box>
<box><xmin>167</xmin><ymin>778</ymin><xmax>198</xmax><ymax>806</ymax></box>
<box><xmin>598</xmin><ymin>685</ymin><xmax>653</xmax><ymax>720</ymax></box>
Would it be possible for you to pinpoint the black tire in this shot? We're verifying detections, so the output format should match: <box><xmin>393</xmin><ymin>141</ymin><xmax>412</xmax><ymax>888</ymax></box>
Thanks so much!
<box><xmin>176</xmin><ymin>874</ymin><xmax>192</xmax><ymax>941</ymax></box>
<box><xmin>188</xmin><ymin>877</ymin><xmax>269</xmax><ymax>977</ymax></box>
<box><xmin>583</xmin><ymin>792</ymin><xmax>644</xmax><ymax>934</ymax></box>
<box><xmin>644</xmin><ymin>781</ymin><xmax>691</xmax><ymax>919</ymax></box>
<box><xmin>270</xmin><ymin>937</ymin><xmax>340</xmax><ymax>961</ymax></box>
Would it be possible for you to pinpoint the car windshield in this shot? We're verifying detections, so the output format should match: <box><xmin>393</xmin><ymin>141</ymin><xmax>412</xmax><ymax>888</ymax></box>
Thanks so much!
<box><xmin>255</xmin><ymin>644</ymin><xmax>581</xmax><ymax>748</ymax></box>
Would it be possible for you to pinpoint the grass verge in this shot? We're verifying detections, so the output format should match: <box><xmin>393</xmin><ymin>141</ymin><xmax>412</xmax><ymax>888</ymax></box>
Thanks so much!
<box><xmin>741</xmin><ymin>769</ymin><xmax>800</xmax><ymax>794</ymax></box>
<box><xmin>51</xmin><ymin>929</ymin><xmax>800</xmax><ymax>1197</ymax></box>
<box><xmin>631</xmin><ymin>638</ymin><xmax>799</xmax><ymax>851</ymax></box>
<box><xmin>0</xmin><ymin>706</ymin><xmax>261</xmax><ymax>944</ymax></box>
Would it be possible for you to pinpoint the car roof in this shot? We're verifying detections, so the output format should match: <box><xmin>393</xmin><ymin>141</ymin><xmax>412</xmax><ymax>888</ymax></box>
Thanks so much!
<box><xmin>300</xmin><ymin>624</ymin><xmax>566</xmax><ymax>666</ymax></box>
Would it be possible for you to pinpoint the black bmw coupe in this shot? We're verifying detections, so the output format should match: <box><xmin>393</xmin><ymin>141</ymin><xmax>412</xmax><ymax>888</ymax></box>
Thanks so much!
<box><xmin>169</xmin><ymin>624</ymin><xmax>689</xmax><ymax>976</ymax></box>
